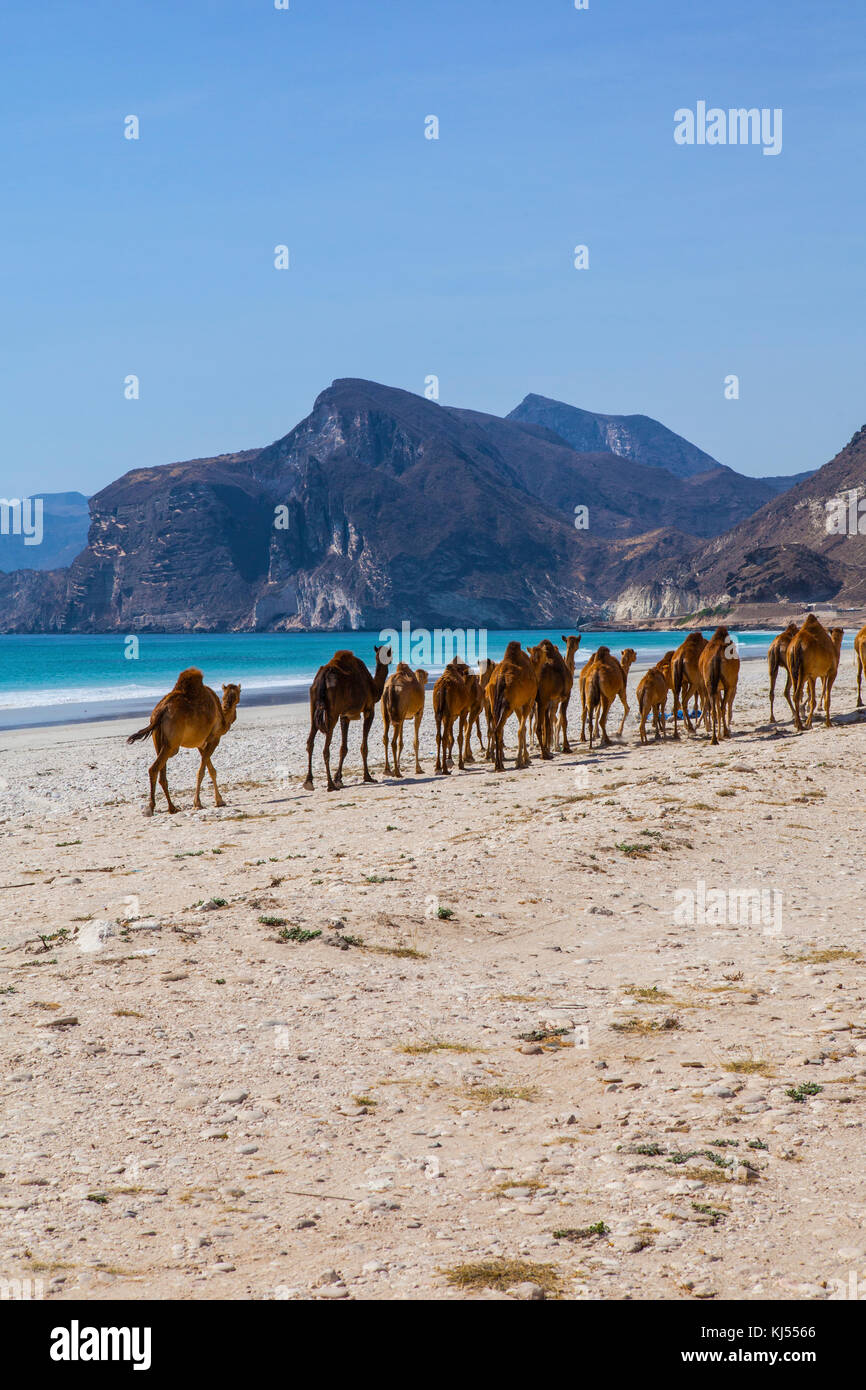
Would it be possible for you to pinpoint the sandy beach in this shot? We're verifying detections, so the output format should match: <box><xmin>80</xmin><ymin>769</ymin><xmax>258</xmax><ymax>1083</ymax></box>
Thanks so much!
<box><xmin>1</xmin><ymin>658</ymin><xmax>865</xmax><ymax>1302</ymax></box>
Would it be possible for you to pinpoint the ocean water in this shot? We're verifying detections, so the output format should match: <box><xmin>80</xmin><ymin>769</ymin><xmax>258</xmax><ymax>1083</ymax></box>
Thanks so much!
<box><xmin>0</xmin><ymin>628</ymin><xmax>797</xmax><ymax>726</ymax></box>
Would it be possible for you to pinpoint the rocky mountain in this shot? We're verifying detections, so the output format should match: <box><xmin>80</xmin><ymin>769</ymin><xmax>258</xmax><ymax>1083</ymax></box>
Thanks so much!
<box><xmin>611</xmin><ymin>424</ymin><xmax>866</xmax><ymax>619</ymax></box>
<box><xmin>0</xmin><ymin>492</ymin><xmax>90</xmax><ymax>573</ymax></box>
<box><xmin>508</xmin><ymin>394</ymin><xmax>815</xmax><ymax>497</ymax></box>
<box><xmin>0</xmin><ymin>380</ymin><xmax>817</xmax><ymax>633</ymax></box>
<box><xmin>508</xmin><ymin>394</ymin><xmax>725</xmax><ymax>478</ymax></box>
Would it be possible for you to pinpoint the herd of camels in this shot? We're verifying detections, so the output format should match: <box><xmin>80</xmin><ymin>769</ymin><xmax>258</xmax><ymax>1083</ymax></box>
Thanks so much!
<box><xmin>128</xmin><ymin>616</ymin><xmax>866</xmax><ymax>810</ymax></box>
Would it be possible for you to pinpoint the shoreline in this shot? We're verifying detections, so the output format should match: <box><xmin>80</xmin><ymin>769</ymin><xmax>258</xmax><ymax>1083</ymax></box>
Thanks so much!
<box><xmin>0</xmin><ymin>649</ymin><xmax>775</xmax><ymax>739</ymax></box>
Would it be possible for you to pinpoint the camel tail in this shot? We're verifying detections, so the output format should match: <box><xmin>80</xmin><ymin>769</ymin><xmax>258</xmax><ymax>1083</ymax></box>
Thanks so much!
<box><xmin>492</xmin><ymin>680</ymin><xmax>508</xmax><ymax>732</ymax></box>
<box><xmin>309</xmin><ymin>670</ymin><xmax>330</xmax><ymax>734</ymax></box>
<box><xmin>127</xmin><ymin>720</ymin><xmax>158</xmax><ymax>745</ymax></box>
<box><xmin>788</xmin><ymin>643</ymin><xmax>803</xmax><ymax>694</ymax></box>
<box><xmin>587</xmin><ymin>664</ymin><xmax>603</xmax><ymax>720</ymax></box>
<box><xmin>706</xmin><ymin>645</ymin><xmax>724</xmax><ymax>702</ymax></box>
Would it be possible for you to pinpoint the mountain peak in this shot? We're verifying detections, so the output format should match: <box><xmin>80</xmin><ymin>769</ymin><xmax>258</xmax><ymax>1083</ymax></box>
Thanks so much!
<box><xmin>508</xmin><ymin>394</ymin><xmax>721</xmax><ymax>479</ymax></box>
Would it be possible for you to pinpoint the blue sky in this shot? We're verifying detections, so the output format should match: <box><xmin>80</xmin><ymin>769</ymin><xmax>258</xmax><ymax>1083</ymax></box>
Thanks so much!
<box><xmin>1</xmin><ymin>0</ymin><xmax>864</xmax><ymax>495</ymax></box>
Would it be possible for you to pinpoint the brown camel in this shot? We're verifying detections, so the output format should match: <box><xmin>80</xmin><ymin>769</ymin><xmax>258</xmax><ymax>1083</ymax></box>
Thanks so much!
<box><xmin>586</xmin><ymin>647</ymin><xmax>635</xmax><ymax>749</ymax></box>
<box><xmin>532</xmin><ymin>639</ymin><xmax>571</xmax><ymax>759</ymax></box>
<box><xmin>489</xmin><ymin>641</ymin><xmax>538</xmax><ymax>771</ymax></box>
<box><xmin>636</xmin><ymin>658</ymin><xmax>669</xmax><ymax>744</ymax></box>
<box><xmin>671</xmin><ymin>631</ymin><xmax>708</xmax><ymax>738</ymax></box>
<box><xmin>767</xmin><ymin>621</ymin><xmax>799</xmax><ymax>723</ymax></box>
<box><xmin>433</xmin><ymin>658</ymin><xmax>474</xmax><ymax>774</ymax></box>
<box><xmin>381</xmin><ymin>664</ymin><xmax>428</xmax><ymax>777</ymax></box>
<box><xmin>855</xmin><ymin>624</ymin><xmax>866</xmax><ymax>707</ymax></box>
<box><xmin>698</xmin><ymin>627</ymin><xmax>740</xmax><ymax>745</ymax></box>
<box><xmin>463</xmin><ymin>658</ymin><xmax>493</xmax><ymax>762</ymax></box>
<box><xmin>787</xmin><ymin>616</ymin><xmax>843</xmax><ymax>731</ymax></box>
<box><xmin>554</xmin><ymin>634</ymin><xmax>582</xmax><ymax>751</ymax></box>
<box><xmin>304</xmin><ymin>644</ymin><xmax>391</xmax><ymax>791</ymax></box>
<box><xmin>127</xmin><ymin>668</ymin><xmax>241</xmax><ymax>816</ymax></box>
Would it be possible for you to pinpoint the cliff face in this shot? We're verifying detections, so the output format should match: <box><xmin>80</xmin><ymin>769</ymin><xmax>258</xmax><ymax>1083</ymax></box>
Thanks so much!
<box><xmin>0</xmin><ymin>380</ymin><xmax>823</xmax><ymax>633</ymax></box>
<box><xmin>507</xmin><ymin>394</ymin><xmax>726</xmax><ymax>479</ymax></box>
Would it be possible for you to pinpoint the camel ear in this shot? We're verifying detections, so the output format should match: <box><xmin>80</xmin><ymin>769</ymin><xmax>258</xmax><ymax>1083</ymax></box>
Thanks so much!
<box><xmin>561</xmin><ymin>635</ymin><xmax>567</xmax><ymax>643</ymax></box>
<box><xmin>222</xmin><ymin>684</ymin><xmax>227</xmax><ymax>692</ymax></box>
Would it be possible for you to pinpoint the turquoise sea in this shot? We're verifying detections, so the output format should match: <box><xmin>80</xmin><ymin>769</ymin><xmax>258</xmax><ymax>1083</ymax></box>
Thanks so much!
<box><xmin>0</xmin><ymin>628</ymin><xmax>811</xmax><ymax>729</ymax></box>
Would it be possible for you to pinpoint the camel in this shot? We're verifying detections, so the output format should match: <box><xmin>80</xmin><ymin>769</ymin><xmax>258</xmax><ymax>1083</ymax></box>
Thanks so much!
<box><xmin>532</xmin><ymin>639</ymin><xmax>571</xmax><ymax>759</ymax></box>
<box><xmin>554</xmin><ymin>634</ymin><xmax>582</xmax><ymax>751</ymax></box>
<box><xmin>381</xmin><ymin>664</ymin><xmax>428</xmax><ymax>777</ymax></box>
<box><xmin>787</xmin><ymin>616</ymin><xmax>843</xmax><ymax>731</ymax></box>
<box><xmin>304</xmin><ymin>644</ymin><xmax>391</xmax><ymax>791</ymax></box>
<box><xmin>433</xmin><ymin>658</ymin><xmax>474</xmax><ymax>774</ymax></box>
<box><xmin>463</xmin><ymin>658</ymin><xmax>493</xmax><ymax>762</ymax></box>
<box><xmin>586</xmin><ymin>647</ymin><xmax>635</xmax><ymax>749</ymax></box>
<box><xmin>767</xmin><ymin>621</ymin><xmax>799</xmax><ymax>723</ymax></box>
<box><xmin>698</xmin><ymin>627</ymin><xmax>740</xmax><ymax>745</ymax></box>
<box><xmin>127</xmin><ymin>668</ymin><xmax>241</xmax><ymax>816</ymax></box>
<box><xmin>636</xmin><ymin>658</ymin><xmax>669</xmax><ymax>744</ymax></box>
<box><xmin>855</xmin><ymin>625</ymin><xmax>866</xmax><ymax>707</ymax></box>
<box><xmin>482</xmin><ymin>657</ymin><xmax>501</xmax><ymax>761</ymax></box>
<box><xmin>489</xmin><ymin>641</ymin><xmax>538</xmax><ymax>771</ymax></box>
<box><xmin>671</xmin><ymin>631</ymin><xmax>708</xmax><ymax>738</ymax></box>
<box><xmin>583</xmin><ymin>647</ymin><xmax>636</xmax><ymax>745</ymax></box>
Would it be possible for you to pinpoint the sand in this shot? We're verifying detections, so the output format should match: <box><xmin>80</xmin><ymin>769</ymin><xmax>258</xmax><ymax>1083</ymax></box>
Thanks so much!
<box><xmin>1</xmin><ymin>659</ymin><xmax>865</xmax><ymax>1302</ymax></box>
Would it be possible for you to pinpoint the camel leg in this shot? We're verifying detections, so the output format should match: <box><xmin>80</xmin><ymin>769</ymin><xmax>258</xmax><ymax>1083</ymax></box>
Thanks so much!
<box><xmin>148</xmin><ymin>739</ymin><xmax>178</xmax><ymax>815</ymax></box>
<box><xmin>617</xmin><ymin>694</ymin><xmax>629</xmax><ymax>738</ymax></box>
<box><xmin>806</xmin><ymin>678</ymin><xmax>817</xmax><ymax>730</ymax></box>
<box><xmin>382</xmin><ymin>714</ymin><xmax>391</xmax><ymax>775</ymax></box>
<box><xmin>456</xmin><ymin>712</ymin><xmax>467</xmax><ymax>770</ymax></box>
<box><xmin>599</xmin><ymin>696</ymin><xmax>612</xmax><ymax>748</ymax></box>
<box><xmin>560</xmin><ymin>699</ymin><xmax>571</xmax><ymax>754</ymax></box>
<box><xmin>334</xmin><ymin>716</ymin><xmax>350</xmax><ymax>787</ymax></box>
<box><xmin>857</xmin><ymin>655</ymin><xmax>863</xmax><ymax>708</ymax></box>
<box><xmin>200</xmin><ymin>746</ymin><xmax>225</xmax><ymax>807</ymax></box>
<box><xmin>361</xmin><ymin>711</ymin><xmax>376</xmax><ymax>783</ymax></box>
<box><xmin>391</xmin><ymin>721</ymin><xmax>402</xmax><ymax>779</ymax></box>
<box><xmin>321</xmin><ymin>718</ymin><xmax>339</xmax><ymax>792</ymax></box>
<box><xmin>193</xmin><ymin>753</ymin><xmax>208</xmax><ymax>810</ymax></box>
<box><xmin>157</xmin><ymin>764</ymin><xmax>179</xmax><ymax>813</ymax></box>
<box><xmin>304</xmin><ymin>718</ymin><xmax>317</xmax><ymax>791</ymax></box>
<box><xmin>768</xmin><ymin>660</ymin><xmax>777</xmax><ymax>722</ymax></box>
<box><xmin>824</xmin><ymin>673</ymin><xmax>835</xmax><ymax>727</ymax></box>
<box><xmin>413</xmin><ymin>710</ymin><xmax>423</xmax><ymax>773</ymax></box>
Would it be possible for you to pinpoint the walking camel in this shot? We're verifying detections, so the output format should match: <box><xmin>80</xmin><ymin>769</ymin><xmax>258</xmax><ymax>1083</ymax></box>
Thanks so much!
<box><xmin>586</xmin><ymin>647</ymin><xmax>636</xmax><ymax>750</ymax></box>
<box><xmin>532</xmin><ymin>639</ymin><xmax>571</xmax><ymax>759</ymax></box>
<box><xmin>304</xmin><ymin>645</ymin><xmax>392</xmax><ymax>791</ymax></box>
<box><xmin>127</xmin><ymin>668</ymin><xmax>241</xmax><ymax>816</ymax></box>
<box><xmin>699</xmin><ymin>626</ymin><xmax>740</xmax><ymax>745</ymax></box>
<box><xmin>636</xmin><ymin>657</ymin><xmax>670</xmax><ymax>744</ymax></box>
<box><xmin>854</xmin><ymin>624</ymin><xmax>866</xmax><ymax>707</ymax></box>
<box><xmin>433</xmin><ymin>658</ymin><xmax>474</xmax><ymax>774</ymax></box>
<box><xmin>767</xmin><ymin>621</ymin><xmax>799</xmax><ymax>723</ymax></box>
<box><xmin>787</xmin><ymin>616</ymin><xmax>843</xmax><ymax>731</ymax></box>
<box><xmin>381</xmin><ymin>663</ymin><xmax>429</xmax><ymax>777</ymax></box>
<box><xmin>671</xmin><ymin>632</ymin><xmax>708</xmax><ymax>738</ymax></box>
<box><xmin>489</xmin><ymin>641</ymin><xmax>538</xmax><ymax>771</ymax></box>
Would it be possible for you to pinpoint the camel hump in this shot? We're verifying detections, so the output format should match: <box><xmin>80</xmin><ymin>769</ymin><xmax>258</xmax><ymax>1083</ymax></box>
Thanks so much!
<box><xmin>503</xmin><ymin>640</ymin><xmax>523</xmax><ymax>659</ymax></box>
<box><xmin>595</xmin><ymin>645</ymin><xmax>610</xmax><ymax>661</ymax></box>
<box><xmin>174</xmin><ymin>667</ymin><xmax>205</xmax><ymax>696</ymax></box>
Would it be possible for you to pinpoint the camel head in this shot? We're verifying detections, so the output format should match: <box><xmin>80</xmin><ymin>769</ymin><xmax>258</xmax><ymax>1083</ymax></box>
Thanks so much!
<box><xmin>620</xmin><ymin>647</ymin><xmax>637</xmax><ymax>674</ymax></box>
<box><xmin>414</xmin><ymin>668</ymin><xmax>429</xmax><ymax>688</ymax></box>
<box><xmin>830</xmin><ymin>626</ymin><xmax>845</xmax><ymax>655</ymax></box>
<box><xmin>374</xmin><ymin>643</ymin><xmax>393</xmax><ymax>669</ymax></box>
<box><xmin>478</xmin><ymin>657</ymin><xmax>495</xmax><ymax>682</ymax></box>
<box><xmin>221</xmin><ymin>683</ymin><xmax>242</xmax><ymax>728</ymax></box>
<box><xmin>562</xmin><ymin>634</ymin><xmax>581</xmax><ymax>664</ymax></box>
<box><xmin>783</xmin><ymin>621</ymin><xmax>799</xmax><ymax>638</ymax></box>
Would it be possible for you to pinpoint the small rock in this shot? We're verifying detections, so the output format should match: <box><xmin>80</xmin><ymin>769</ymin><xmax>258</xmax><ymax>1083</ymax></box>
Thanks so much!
<box><xmin>218</xmin><ymin>1089</ymin><xmax>249</xmax><ymax>1105</ymax></box>
<box><xmin>508</xmin><ymin>1281</ymin><xmax>545</xmax><ymax>1300</ymax></box>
